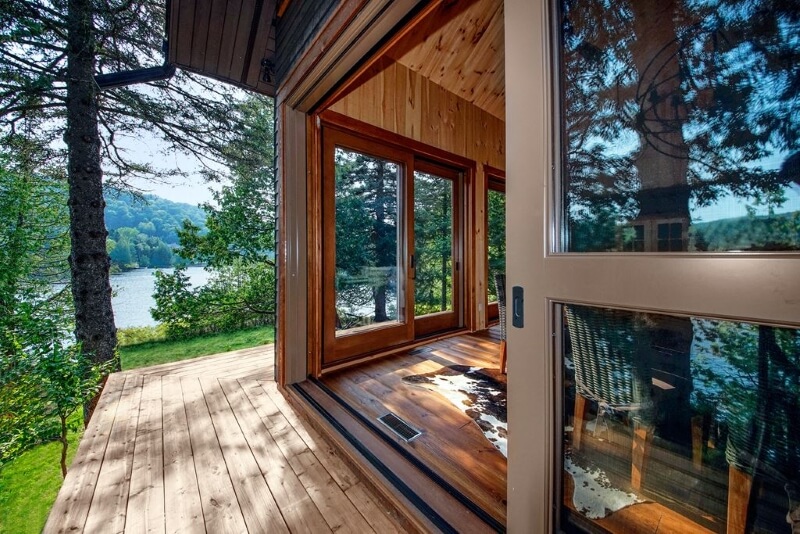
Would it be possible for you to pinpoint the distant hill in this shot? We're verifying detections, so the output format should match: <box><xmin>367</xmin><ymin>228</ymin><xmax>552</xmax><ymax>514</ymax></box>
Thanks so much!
<box><xmin>693</xmin><ymin>211</ymin><xmax>799</xmax><ymax>251</ymax></box>
<box><xmin>104</xmin><ymin>191</ymin><xmax>207</xmax><ymax>269</ymax></box>
<box><xmin>105</xmin><ymin>192</ymin><xmax>206</xmax><ymax>244</ymax></box>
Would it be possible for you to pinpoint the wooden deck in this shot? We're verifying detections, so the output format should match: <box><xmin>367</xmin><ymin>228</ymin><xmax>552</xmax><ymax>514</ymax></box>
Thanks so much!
<box><xmin>45</xmin><ymin>345</ymin><xmax>407</xmax><ymax>533</ymax></box>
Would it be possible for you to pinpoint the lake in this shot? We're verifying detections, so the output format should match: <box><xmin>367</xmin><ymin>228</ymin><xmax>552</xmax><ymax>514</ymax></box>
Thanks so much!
<box><xmin>111</xmin><ymin>266</ymin><xmax>211</xmax><ymax>328</ymax></box>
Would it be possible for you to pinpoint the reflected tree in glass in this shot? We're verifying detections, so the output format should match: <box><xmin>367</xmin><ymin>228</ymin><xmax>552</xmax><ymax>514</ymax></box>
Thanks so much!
<box><xmin>487</xmin><ymin>189</ymin><xmax>506</xmax><ymax>302</ymax></box>
<box><xmin>561</xmin><ymin>0</ymin><xmax>800</xmax><ymax>253</ymax></box>
<box><xmin>334</xmin><ymin>148</ymin><xmax>400</xmax><ymax>329</ymax></box>
<box><xmin>413</xmin><ymin>171</ymin><xmax>454</xmax><ymax>316</ymax></box>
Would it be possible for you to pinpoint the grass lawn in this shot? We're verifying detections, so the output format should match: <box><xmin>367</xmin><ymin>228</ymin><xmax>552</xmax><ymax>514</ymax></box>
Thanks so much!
<box><xmin>119</xmin><ymin>325</ymin><xmax>274</xmax><ymax>370</ymax></box>
<box><xmin>0</xmin><ymin>415</ymin><xmax>81</xmax><ymax>534</ymax></box>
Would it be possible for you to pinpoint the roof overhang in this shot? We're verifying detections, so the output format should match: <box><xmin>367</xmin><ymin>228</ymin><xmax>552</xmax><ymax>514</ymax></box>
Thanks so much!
<box><xmin>168</xmin><ymin>0</ymin><xmax>278</xmax><ymax>96</ymax></box>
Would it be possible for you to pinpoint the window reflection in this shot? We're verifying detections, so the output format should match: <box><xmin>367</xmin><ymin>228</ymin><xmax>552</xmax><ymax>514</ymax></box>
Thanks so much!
<box><xmin>334</xmin><ymin>148</ymin><xmax>400</xmax><ymax>331</ymax></box>
<box><xmin>561</xmin><ymin>304</ymin><xmax>800</xmax><ymax>533</ymax></box>
<box><xmin>559</xmin><ymin>0</ymin><xmax>800</xmax><ymax>253</ymax></box>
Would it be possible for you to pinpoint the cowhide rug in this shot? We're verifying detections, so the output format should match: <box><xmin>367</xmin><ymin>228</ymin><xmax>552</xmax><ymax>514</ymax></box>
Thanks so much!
<box><xmin>402</xmin><ymin>365</ymin><xmax>507</xmax><ymax>457</ymax></box>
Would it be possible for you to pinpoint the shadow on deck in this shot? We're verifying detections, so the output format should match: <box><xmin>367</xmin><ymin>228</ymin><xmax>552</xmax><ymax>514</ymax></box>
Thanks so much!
<box><xmin>44</xmin><ymin>345</ymin><xmax>406</xmax><ymax>533</ymax></box>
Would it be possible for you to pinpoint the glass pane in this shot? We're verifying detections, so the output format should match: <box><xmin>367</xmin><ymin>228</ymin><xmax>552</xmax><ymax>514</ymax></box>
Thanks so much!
<box><xmin>414</xmin><ymin>171</ymin><xmax>454</xmax><ymax>316</ymax></box>
<box><xmin>560</xmin><ymin>304</ymin><xmax>800</xmax><ymax>533</ymax></box>
<box><xmin>334</xmin><ymin>147</ymin><xmax>401</xmax><ymax>332</ymax></box>
<box><xmin>487</xmin><ymin>188</ymin><xmax>506</xmax><ymax>302</ymax></box>
<box><xmin>559</xmin><ymin>0</ymin><xmax>800</xmax><ymax>253</ymax></box>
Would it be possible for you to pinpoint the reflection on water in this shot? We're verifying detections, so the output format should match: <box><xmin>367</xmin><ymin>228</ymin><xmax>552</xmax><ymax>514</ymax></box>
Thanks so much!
<box><xmin>111</xmin><ymin>266</ymin><xmax>210</xmax><ymax>328</ymax></box>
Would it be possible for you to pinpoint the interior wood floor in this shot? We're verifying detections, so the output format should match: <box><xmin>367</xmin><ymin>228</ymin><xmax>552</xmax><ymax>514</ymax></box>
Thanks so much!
<box><xmin>45</xmin><ymin>345</ymin><xmax>406</xmax><ymax>534</ymax></box>
<box><xmin>320</xmin><ymin>328</ymin><xmax>508</xmax><ymax>526</ymax></box>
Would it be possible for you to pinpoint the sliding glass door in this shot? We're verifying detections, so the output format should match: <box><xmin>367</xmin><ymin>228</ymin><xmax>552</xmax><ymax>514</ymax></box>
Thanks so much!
<box><xmin>413</xmin><ymin>161</ymin><xmax>462</xmax><ymax>337</ymax></box>
<box><xmin>322</xmin><ymin>128</ymin><xmax>464</xmax><ymax>366</ymax></box>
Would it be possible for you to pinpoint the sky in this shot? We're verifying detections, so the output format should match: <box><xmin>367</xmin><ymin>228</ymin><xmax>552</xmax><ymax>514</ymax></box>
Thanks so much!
<box><xmin>115</xmin><ymin>129</ymin><xmax>224</xmax><ymax>207</ymax></box>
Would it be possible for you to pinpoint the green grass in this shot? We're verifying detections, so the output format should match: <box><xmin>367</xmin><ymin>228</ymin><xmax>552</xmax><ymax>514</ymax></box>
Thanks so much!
<box><xmin>0</xmin><ymin>414</ymin><xmax>82</xmax><ymax>534</ymax></box>
<box><xmin>119</xmin><ymin>325</ymin><xmax>275</xmax><ymax>370</ymax></box>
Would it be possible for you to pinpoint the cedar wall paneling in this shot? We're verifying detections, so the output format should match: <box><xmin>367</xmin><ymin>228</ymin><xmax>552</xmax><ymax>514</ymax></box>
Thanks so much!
<box><xmin>328</xmin><ymin>61</ymin><xmax>505</xmax><ymax>170</ymax></box>
<box><xmin>328</xmin><ymin>60</ymin><xmax>505</xmax><ymax>330</ymax></box>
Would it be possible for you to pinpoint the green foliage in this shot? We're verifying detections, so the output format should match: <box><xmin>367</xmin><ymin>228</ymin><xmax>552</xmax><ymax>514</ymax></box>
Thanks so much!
<box><xmin>334</xmin><ymin>149</ymin><xmax>399</xmax><ymax>323</ymax></box>
<box><xmin>692</xmin><ymin>211</ymin><xmax>800</xmax><ymax>251</ymax></box>
<box><xmin>104</xmin><ymin>192</ymin><xmax>207</xmax><ymax>270</ymax></box>
<box><xmin>152</xmin><ymin>96</ymin><xmax>277</xmax><ymax>340</ymax></box>
<box><xmin>119</xmin><ymin>326</ymin><xmax>274</xmax><ymax>370</ymax></box>
<box><xmin>0</xmin><ymin>157</ymin><xmax>77</xmax><ymax>465</ymax></box>
<box><xmin>487</xmin><ymin>188</ymin><xmax>506</xmax><ymax>301</ymax></box>
<box><xmin>177</xmin><ymin>97</ymin><xmax>275</xmax><ymax>269</ymax></box>
<box><xmin>414</xmin><ymin>172</ymin><xmax>454</xmax><ymax>315</ymax></box>
<box><xmin>36</xmin><ymin>344</ymin><xmax>111</xmax><ymax>476</ymax></box>
<box><xmin>105</xmin><ymin>192</ymin><xmax>206</xmax><ymax>246</ymax></box>
<box><xmin>152</xmin><ymin>263</ymin><xmax>275</xmax><ymax>339</ymax></box>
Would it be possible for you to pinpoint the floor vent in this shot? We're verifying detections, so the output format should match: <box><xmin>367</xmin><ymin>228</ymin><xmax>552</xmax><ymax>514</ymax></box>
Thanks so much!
<box><xmin>378</xmin><ymin>413</ymin><xmax>421</xmax><ymax>442</ymax></box>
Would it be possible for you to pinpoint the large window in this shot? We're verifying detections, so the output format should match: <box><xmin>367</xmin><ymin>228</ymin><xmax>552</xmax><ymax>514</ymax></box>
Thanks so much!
<box><xmin>559</xmin><ymin>0</ymin><xmax>800</xmax><ymax>253</ymax></box>
<box><xmin>487</xmin><ymin>172</ymin><xmax>506</xmax><ymax>307</ymax></box>
<box><xmin>322</xmin><ymin>126</ymin><xmax>465</xmax><ymax>365</ymax></box>
<box><xmin>560</xmin><ymin>304</ymin><xmax>799</xmax><ymax>533</ymax></box>
<box><xmin>552</xmin><ymin>1</ymin><xmax>800</xmax><ymax>531</ymax></box>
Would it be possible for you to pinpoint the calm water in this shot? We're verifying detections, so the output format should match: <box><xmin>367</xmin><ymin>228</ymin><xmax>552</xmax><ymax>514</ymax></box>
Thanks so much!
<box><xmin>111</xmin><ymin>266</ymin><xmax>211</xmax><ymax>328</ymax></box>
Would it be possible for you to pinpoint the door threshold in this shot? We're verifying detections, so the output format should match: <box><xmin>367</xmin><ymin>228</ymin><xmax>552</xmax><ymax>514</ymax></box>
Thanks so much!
<box><xmin>285</xmin><ymin>379</ymin><xmax>506</xmax><ymax>533</ymax></box>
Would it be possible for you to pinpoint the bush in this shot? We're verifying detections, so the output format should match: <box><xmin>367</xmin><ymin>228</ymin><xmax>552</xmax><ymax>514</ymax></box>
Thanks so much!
<box><xmin>152</xmin><ymin>262</ymin><xmax>275</xmax><ymax>339</ymax></box>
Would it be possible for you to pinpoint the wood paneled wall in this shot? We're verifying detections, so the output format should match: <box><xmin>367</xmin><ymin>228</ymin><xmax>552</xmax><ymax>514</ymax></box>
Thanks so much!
<box><xmin>328</xmin><ymin>60</ymin><xmax>505</xmax><ymax>330</ymax></box>
<box><xmin>328</xmin><ymin>60</ymin><xmax>505</xmax><ymax>169</ymax></box>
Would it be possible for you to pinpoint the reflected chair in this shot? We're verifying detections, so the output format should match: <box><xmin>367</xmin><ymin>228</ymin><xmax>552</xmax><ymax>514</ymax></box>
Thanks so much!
<box><xmin>494</xmin><ymin>273</ymin><xmax>507</xmax><ymax>374</ymax></box>
<box><xmin>565</xmin><ymin>305</ymin><xmax>655</xmax><ymax>491</ymax></box>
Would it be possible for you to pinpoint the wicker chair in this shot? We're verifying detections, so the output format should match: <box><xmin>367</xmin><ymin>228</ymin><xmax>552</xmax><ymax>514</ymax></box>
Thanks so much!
<box><xmin>565</xmin><ymin>304</ymin><xmax>655</xmax><ymax>490</ymax></box>
<box><xmin>494</xmin><ymin>273</ymin><xmax>507</xmax><ymax>374</ymax></box>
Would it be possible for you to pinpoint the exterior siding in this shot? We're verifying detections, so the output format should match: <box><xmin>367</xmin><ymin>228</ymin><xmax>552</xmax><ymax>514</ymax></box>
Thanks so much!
<box><xmin>275</xmin><ymin>0</ymin><xmax>339</xmax><ymax>84</ymax></box>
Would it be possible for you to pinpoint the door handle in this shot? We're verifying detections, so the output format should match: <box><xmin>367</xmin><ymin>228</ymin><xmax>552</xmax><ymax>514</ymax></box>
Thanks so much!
<box><xmin>512</xmin><ymin>286</ymin><xmax>524</xmax><ymax>328</ymax></box>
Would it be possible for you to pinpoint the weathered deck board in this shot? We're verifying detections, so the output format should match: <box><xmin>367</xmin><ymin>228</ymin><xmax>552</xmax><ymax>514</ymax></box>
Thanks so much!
<box><xmin>44</xmin><ymin>344</ymin><xmax>403</xmax><ymax>534</ymax></box>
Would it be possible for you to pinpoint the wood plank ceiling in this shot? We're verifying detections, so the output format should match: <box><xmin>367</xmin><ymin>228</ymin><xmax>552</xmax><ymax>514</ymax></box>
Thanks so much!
<box><xmin>168</xmin><ymin>0</ymin><xmax>278</xmax><ymax>96</ymax></box>
<box><xmin>386</xmin><ymin>0</ymin><xmax>505</xmax><ymax>121</ymax></box>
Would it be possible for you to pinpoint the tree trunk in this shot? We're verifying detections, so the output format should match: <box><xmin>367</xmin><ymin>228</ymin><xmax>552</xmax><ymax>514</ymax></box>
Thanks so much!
<box><xmin>59</xmin><ymin>414</ymin><xmax>68</xmax><ymax>478</ymax></box>
<box><xmin>66</xmin><ymin>0</ymin><xmax>118</xmax><ymax>412</ymax></box>
<box><xmin>629</xmin><ymin>0</ymin><xmax>693</xmax><ymax>448</ymax></box>
<box><xmin>629</xmin><ymin>0</ymin><xmax>690</xmax><ymax>199</ymax></box>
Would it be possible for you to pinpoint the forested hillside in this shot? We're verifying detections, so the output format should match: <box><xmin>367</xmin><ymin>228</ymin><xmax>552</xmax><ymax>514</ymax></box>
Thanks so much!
<box><xmin>105</xmin><ymin>192</ymin><xmax>206</xmax><ymax>269</ymax></box>
<box><xmin>693</xmin><ymin>211</ymin><xmax>800</xmax><ymax>251</ymax></box>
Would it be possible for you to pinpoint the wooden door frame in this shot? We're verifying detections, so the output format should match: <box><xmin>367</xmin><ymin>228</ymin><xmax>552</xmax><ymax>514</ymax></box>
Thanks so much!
<box><xmin>321</xmin><ymin>126</ymin><xmax>415</xmax><ymax>365</ymax></box>
<box><xmin>315</xmin><ymin>111</ymin><xmax>475</xmax><ymax>370</ymax></box>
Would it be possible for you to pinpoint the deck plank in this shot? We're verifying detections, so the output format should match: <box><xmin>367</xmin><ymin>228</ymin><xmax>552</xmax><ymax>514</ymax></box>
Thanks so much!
<box><xmin>125</xmin><ymin>375</ymin><xmax>166</xmax><ymax>534</ymax></box>
<box><xmin>46</xmin><ymin>344</ymin><xmax>407</xmax><ymax>533</ymax></box>
<box><xmin>261</xmin><ymin>381</ymin><xmax>362</xmax><ymax>491</ymax></box>
<box><xmin>44</xmin><ymin>373</ymin><xmax>126</xmax><ymax>533</ymax></box>
<box><xmin>200</xmin><ymin>377</ymin><xmax>289</xmax><ymax>533</ymax></box>
<box><xmin>220</xmin><ymin>379</ymin><xmax>332</xmax><ymax>534</ymax></box>
<box><xmin>84</xmin><ymin>373</ymin><xmax>144</xmax><ymax>533</ymax></box>
<box><xmin>180</xmin><ymin>377</ymin><xmax>249</xmax><ymax>533</ymax></box>
<box><xmin>161</xmin><ymin>375</ymin><xmax>204</xmax><ymax>534</ymax></box>
<box><xmin>241</xmin><ymin>381</ymin><xmax>374</xmax><ymax>533</ymax></box>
